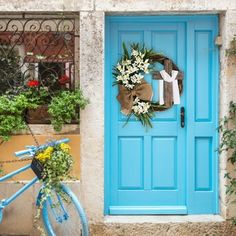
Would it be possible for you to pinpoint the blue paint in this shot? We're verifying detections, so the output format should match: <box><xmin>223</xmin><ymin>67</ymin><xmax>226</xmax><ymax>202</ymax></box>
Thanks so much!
<box><xmin>5</xmin><ymin>177</ymin><xmax>38</xmax><ymax>206</ymax></box>
<box><xmin>0</xmin><ymin>164</ymin><xmax>31</xmax><ymax>182</ymax></box>
<box><xmin>105</xmin><ymin>15</ymin><xmax>219</xmax><ymax>215</ymax></box>
<box><xmin>41</xmin><ymin>184</ymin><xmax>90</xmax><ymax>236</ymax></box>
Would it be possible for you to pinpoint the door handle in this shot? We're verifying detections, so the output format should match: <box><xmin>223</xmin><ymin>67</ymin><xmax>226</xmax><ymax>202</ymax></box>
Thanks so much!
<box><xmin>180</xmin><ymin>107</ymin><xmax>185</xmax><ymax>128</ymax></box>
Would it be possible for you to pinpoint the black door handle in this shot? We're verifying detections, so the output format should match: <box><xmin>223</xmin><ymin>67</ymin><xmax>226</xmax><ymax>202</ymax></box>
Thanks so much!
<box><xmin>180</xmin><ymin>107</ymin><xmax>185</xmax><ymax>128</ymax></box>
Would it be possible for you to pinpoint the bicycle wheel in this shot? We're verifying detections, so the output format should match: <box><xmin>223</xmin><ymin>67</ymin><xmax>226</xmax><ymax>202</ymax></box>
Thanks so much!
<box><xmin>37</xmin><ymin>184</ymin><xmax>89</xmax><ymax>236</ymax></box>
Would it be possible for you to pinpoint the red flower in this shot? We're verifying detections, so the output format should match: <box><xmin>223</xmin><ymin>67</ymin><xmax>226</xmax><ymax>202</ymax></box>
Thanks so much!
<box><xmin>59</xmin><ymin>75</ymin><xmax>70</xmax><ymax>85</ymax></box>
<box><xmin>27</xmin><ymin>80</ymin><xmax>40</xmax><ymax>87</ymax></box>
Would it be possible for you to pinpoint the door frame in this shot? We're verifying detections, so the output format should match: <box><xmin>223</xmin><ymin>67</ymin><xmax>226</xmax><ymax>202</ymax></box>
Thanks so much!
<box><xmin>104</xmin><ymin>15</ymin><xmax>219</xmax><ymax>215</ymax></box>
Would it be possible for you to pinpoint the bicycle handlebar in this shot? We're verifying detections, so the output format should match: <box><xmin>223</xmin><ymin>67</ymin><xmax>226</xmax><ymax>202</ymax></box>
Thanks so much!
<box><xmin>15</xmin><ymin>149</ymin><xmax>32</xmax><ymax>157</ymax></box>
<box><xmin>15</xmin><ymin>138</ymin><xmax>70</xmax><ymax>157</ymax></box>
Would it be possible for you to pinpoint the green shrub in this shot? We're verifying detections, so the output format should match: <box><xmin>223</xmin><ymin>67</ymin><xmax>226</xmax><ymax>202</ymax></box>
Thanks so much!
<box><xmin>0</xmin><ymin>94</ymin><xmax>37</xmax><ymax>140</ymax></box>
<box><xmin>48</xmin><ymin>89</ymin><xmax>89</xmax><ymax>132</ymax></box>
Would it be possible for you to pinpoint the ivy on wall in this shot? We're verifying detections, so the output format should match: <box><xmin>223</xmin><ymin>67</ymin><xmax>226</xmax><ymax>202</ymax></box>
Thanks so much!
<box><xmin>220</xmin><ymin>36</ymin><xmax>236</xmax><ymax>223</ymax></box>
<box><xmin>226</xmin><ymin>36</ymin><xmax>236</xmax><ymax>56</ymax></box>
<box><xmin>219</xmin><ymin>102</ymin><xmax>236</xmax><ymax>224</ymax></box>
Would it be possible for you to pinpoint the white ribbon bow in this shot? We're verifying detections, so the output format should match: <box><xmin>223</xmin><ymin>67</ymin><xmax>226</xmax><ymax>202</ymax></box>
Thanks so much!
<box><xmin>159</xmin><ymin>70</ymin><xmax>180</xmax><ymax>105</ymax></box>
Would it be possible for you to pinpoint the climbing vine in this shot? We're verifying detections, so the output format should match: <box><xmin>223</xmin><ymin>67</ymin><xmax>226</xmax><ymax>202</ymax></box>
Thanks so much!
<box><xmin>219</xmin><ymin>101</ymin><xmax>236</xmax><ymax>223</ymax></box>
<box><xmin>226</xmin><ymin>36</ymin><xmax>236</xmax><ymax>56</ymax></box>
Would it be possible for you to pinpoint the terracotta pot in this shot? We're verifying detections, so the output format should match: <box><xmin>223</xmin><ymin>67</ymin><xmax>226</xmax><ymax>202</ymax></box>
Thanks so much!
<box><xmin>26</xmin><ymin>104</ymin><xmax>79</xmax><ymax>125</ymax></box>
<box><xmin>26</xmin><ymin>105</ymin><xmax>51</xmax><ymax>124</ymax></box>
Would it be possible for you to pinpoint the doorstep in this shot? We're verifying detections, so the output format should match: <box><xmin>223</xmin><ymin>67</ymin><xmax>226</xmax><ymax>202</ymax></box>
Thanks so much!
<box><xmin>90</xmin><ymin>215</ymin><xmax>235</xmax><ymax>236</ymax></box>
<box><xmin>104</xmin><ymin>215</ymin><xmax>225</xmax><ymax>223</ymax></box>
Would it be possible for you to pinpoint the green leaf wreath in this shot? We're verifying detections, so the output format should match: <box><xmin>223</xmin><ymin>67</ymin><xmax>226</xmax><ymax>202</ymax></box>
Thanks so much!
<box><xmin>113</xmin><ymin>43</ymin><xmax>165</xmax><ymax>128</ymax></box>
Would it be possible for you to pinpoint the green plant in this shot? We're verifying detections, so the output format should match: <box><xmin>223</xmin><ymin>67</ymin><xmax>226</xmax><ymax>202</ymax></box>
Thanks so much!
<box><xmin>226</xmin><ymin>36</ymin><xmax>236</xmax><ymax>56</ymax></box>
<box><xmin>219</xmin><ymin>101</ymin><xmax>236</xmax><ymax>223</ymax></box>
<box><xmin>0</xmin><ymin>94</ymin><xmax>38</xmax><ymax>140</ymax></box>
<box><xmin>48</xmin><ymin>89</ymin><xmax>89</xmax><ymax>132</ymax></box>
<box><xmin>34</xmin><ymin>142</ymin><xmax>73</xmax><ymax>234</ymax></box>
<box><xmin>113</xmin><ymin>43</ymin><xmax>166</xmax><ymax>128</ymax></box>
<box><xmin>0</xmin><ymin>87</ymin><xmax>89</xmax><ymax>140</ymax></box>
<box><xmin>22</xmin><ymin>86</ymin><xmax>51</xmax><ymax>105</ymax></box>
<box><xmin>35</xmin><ymin>143</ymin><xmax>73</xmax><ymax>203</ymax></box>
<box><xmin>0</xmin><ymin>46</ymin><xmax>23</xmax><ymax>95</ymax></box>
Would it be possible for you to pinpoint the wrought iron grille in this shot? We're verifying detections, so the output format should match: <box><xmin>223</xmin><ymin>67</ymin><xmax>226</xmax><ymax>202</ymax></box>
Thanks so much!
<box><xmin>0</xmin><ymin>14</ymin><xmax>79</xmax><ymax>95</ymax></box>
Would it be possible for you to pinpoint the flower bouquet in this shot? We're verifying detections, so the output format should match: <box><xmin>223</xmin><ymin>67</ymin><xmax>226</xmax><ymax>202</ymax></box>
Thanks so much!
<box><xmin>32</xmin><ymin>141</ymin><xmax>74</xmax><ymax>234</ymax></box>
<box><xmin>31</xmin><ymin>142</ymin><xmax>73</xmax><ymax>184</ymax></box>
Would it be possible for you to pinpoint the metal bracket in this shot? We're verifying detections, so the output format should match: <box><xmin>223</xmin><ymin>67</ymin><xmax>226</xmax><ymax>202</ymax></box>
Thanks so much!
<box><xmin>215</xmin><ymin>36</ymin><xmax>222</xmax><ymax>46</ymax></box>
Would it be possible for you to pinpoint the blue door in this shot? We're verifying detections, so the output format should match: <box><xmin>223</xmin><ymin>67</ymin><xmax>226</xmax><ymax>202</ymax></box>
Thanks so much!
<box><xmin>105</xmin><ymin>15</ymin><xmax>219</xmax><ymax>215</ymax></box>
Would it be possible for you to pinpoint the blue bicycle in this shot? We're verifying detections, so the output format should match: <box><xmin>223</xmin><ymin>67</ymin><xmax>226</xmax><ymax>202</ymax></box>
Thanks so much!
<box><xmin>0</xmin><ymin>138</ymin><xmax>89</xmax><ymax>236</ymax></box>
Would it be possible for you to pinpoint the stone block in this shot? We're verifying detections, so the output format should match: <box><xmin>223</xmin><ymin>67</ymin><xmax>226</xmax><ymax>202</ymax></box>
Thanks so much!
<box><xmin>95</xmin><ymin>0</ymin><xmax>233</xmax><ymax>12</ymax></box>
<box><xmin>0</xmin><ymin>0</ymin><xmax>94</xmax><ymax>12</ymax></box>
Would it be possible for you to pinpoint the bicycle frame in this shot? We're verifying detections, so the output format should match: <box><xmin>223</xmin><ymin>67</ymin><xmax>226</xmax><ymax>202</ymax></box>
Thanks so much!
<box><xmin>0</xmin><ymin>164</ymin><xmax>38</xmax><ymax>223</ymax></box>
<box><xmin>0</xmin><ymin>138</ymin><xmax>89</xmax><ymax>236</ymax></box>
<box><xmin>0</xmin><ymin>138</ymin><xmax>70</xmax><ymax>223</ymax></box>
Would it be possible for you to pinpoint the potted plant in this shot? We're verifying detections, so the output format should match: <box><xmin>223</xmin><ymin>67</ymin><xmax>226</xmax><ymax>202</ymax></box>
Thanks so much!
<box><xmin>22</xmin><ymin>73</ymin><xmax>65</xmax><ymax>124</ymax></box>
<box><xmin>23</xmin><ymin>83</ymin><xmax>52</xmax><ymax>124</ymax></box>
<box><xmin>22</xmin><ymin>75</ymin><xmax>89</xmax><ymax>129</ymax></box>
<box><xmin>0</xmin><ymin>83</ymin><xmax>89</xmax><ymax>141</ymax></box>
<box><xmin>48</xmin><ymin>89</ymin><xmax>89</xmax><ymax>131</ymax></box>
<box><xmin>0</xmin><ymin>94</ymin><xmax>38</xmax><ymax>141</ymax></box>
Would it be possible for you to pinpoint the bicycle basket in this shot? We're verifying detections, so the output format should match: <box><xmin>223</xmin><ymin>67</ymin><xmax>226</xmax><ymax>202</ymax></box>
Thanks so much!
<box><xmin>31</xmin><ymin>158</ymin><xmax>44</xmax><ymax>179</ymax></box>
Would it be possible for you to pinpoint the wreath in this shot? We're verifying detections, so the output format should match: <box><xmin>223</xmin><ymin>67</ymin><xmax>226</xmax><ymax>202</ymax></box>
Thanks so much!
<box><xmin>113</xmin><ymin>43</ymin><xmax>184</xmax><ymax>128</ymax></box>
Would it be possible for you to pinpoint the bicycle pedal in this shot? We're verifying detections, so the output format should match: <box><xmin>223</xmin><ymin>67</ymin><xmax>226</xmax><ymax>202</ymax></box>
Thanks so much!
<box><xmin>63</xmin><ymin>213</ymin><xmax>69</xmax><ymax>220</ymax></box>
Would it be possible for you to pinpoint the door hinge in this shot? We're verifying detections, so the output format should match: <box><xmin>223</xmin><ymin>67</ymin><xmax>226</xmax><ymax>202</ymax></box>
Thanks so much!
<box><xmin>215</xmin><ymin>36</ymin><xmax>222</xmax><ymax>46</ymax></box>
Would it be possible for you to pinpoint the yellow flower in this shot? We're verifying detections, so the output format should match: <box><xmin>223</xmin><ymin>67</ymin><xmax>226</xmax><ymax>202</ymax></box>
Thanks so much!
<box><xmin>36</xmin><ymin>146</ymin><xmax>54</xmax><ymax>163</ymax></box>
<box><xmin>60</xmin><ymin>143</ymin><xmax>71</xmax><ymax>153</ymax></box>
<box><xmin>36</xmin><ymin>153</ymin><xmax>47</xmax><ymax>163</ymax></box>
<box><xmin>45</xmin><ymin>146</ymin><xmax>53</xmax><ymax>155</ymax></box>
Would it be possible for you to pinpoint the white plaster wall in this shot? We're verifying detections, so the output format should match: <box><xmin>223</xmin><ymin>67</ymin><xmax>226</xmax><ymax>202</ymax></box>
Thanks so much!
<box><xmin>80</xmin><ymin>11</ymin><xmax>105</xmax><ymax>223</ymax></box>
<box><xmin>95</xmin><ymin>0</ymin><xmax>236</xmax><ymax>12</ymax></box>
<box><xmin>0</xmin><ymin>0</ymin><xmax>93</xmax><ymax>12</ymax></box>
<box><xmin>0</xmin><ymin>0</ymin><xmax>235</xmax><ymax>12</ymax></box>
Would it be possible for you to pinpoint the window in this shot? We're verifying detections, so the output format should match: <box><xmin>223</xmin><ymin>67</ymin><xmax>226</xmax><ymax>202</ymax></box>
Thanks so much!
<box><xmin>0</xmin><ymin>14</ymin><xmax>79</xmax><ymax>95</ymax></box>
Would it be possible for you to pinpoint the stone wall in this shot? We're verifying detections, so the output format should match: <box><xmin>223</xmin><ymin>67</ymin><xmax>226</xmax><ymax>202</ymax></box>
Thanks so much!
<box><xmin>0</xmin><ymin>0</ymin><xmax>236</xmax><ymax>235</ymax></box>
